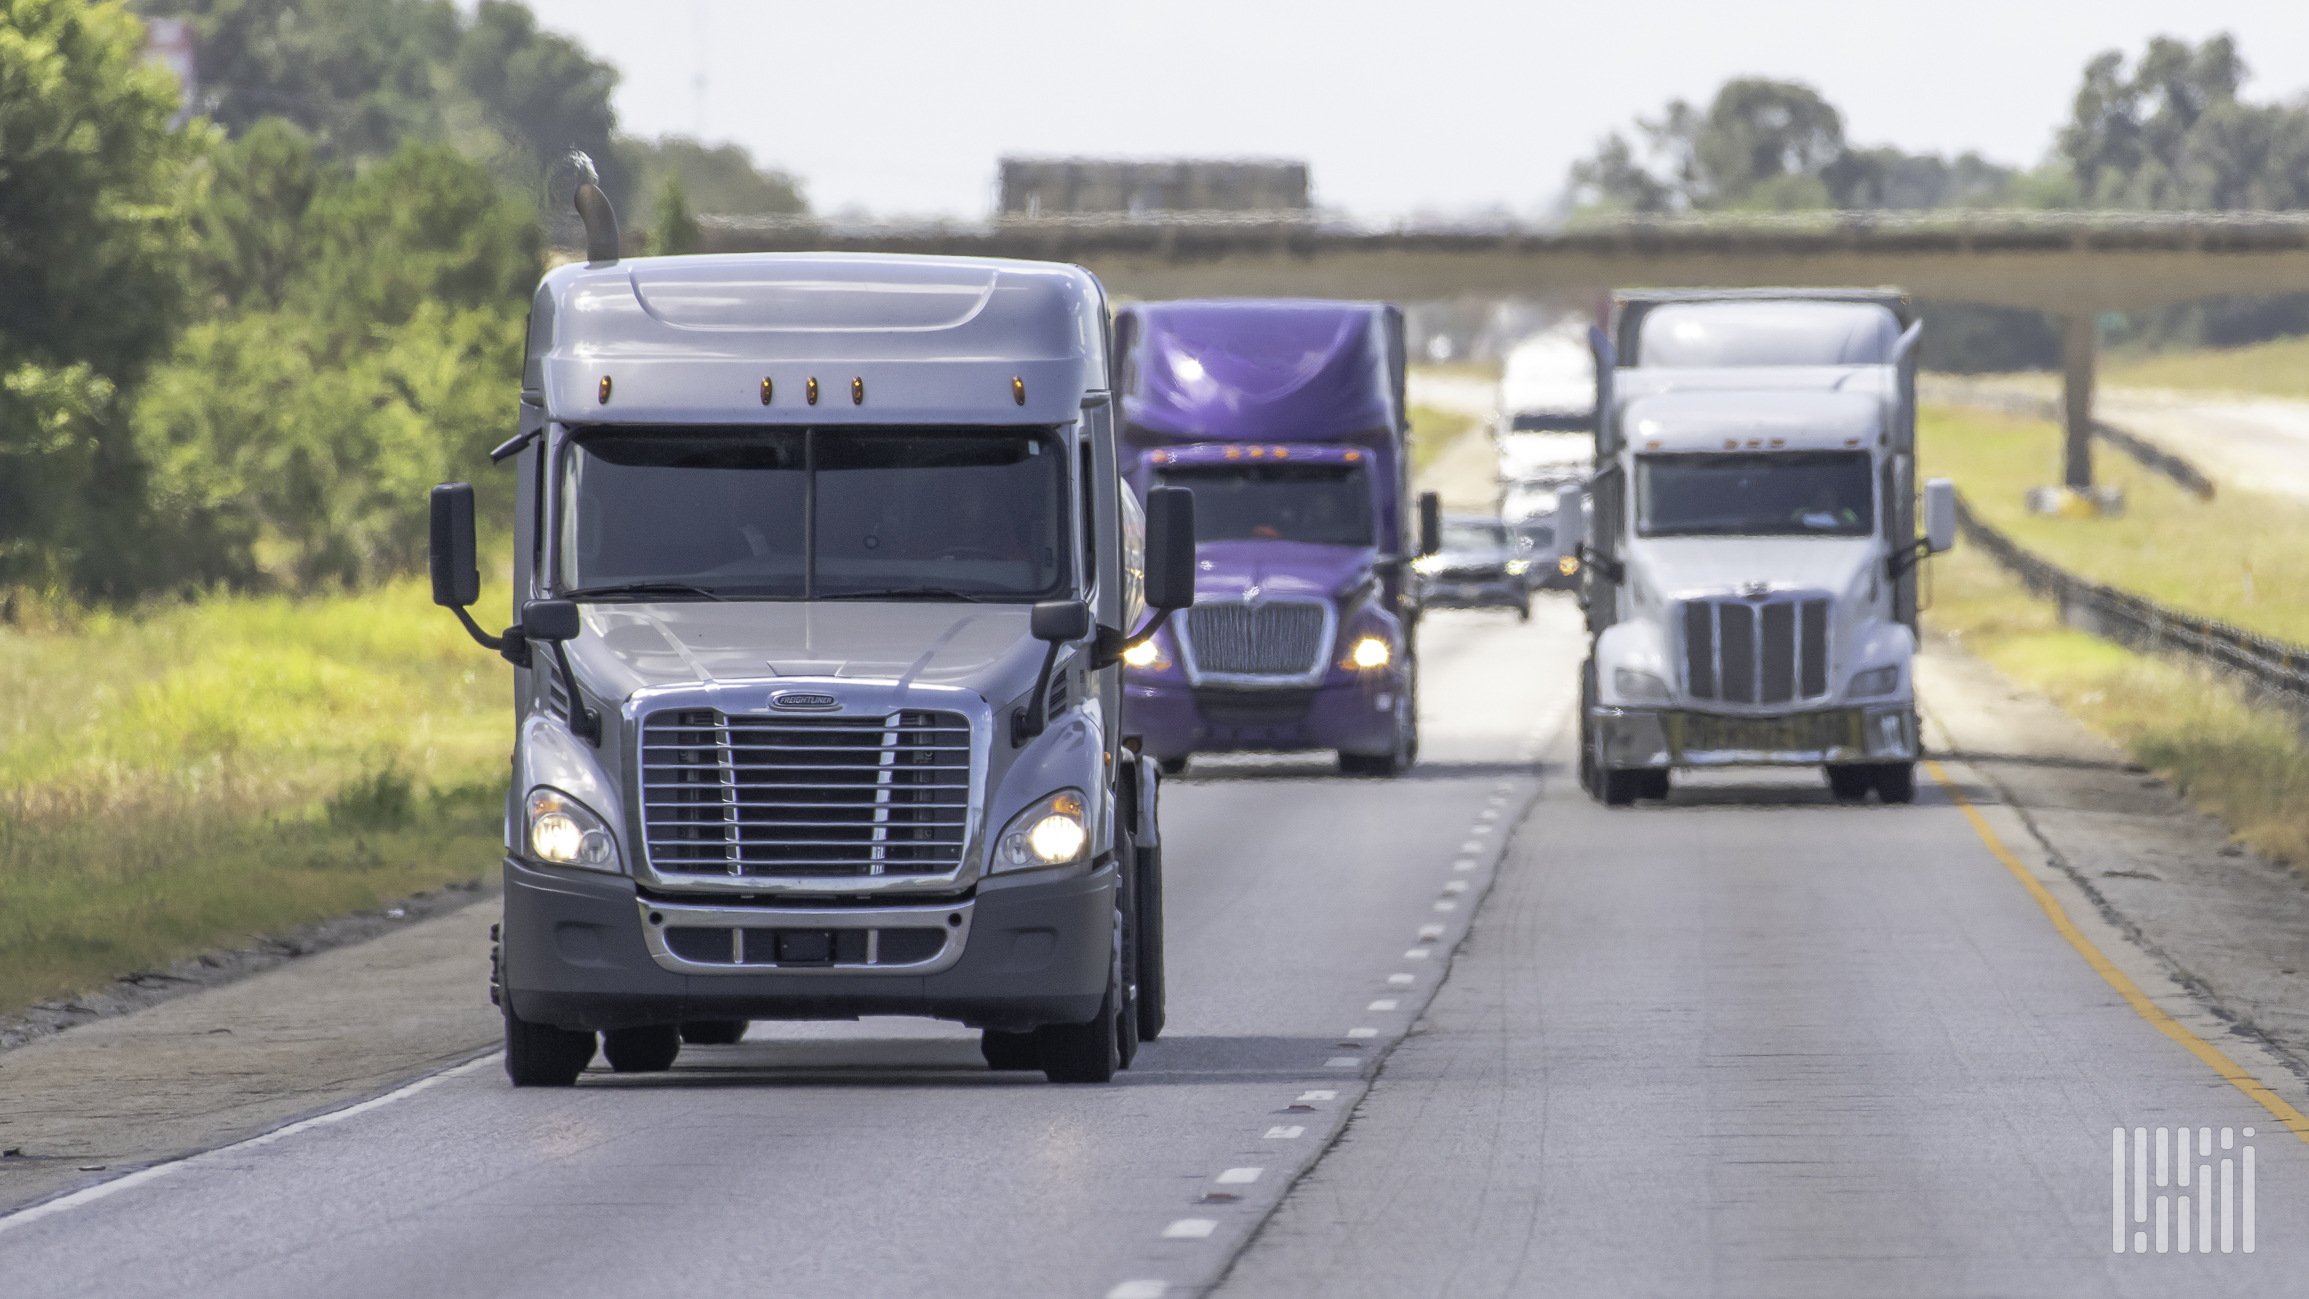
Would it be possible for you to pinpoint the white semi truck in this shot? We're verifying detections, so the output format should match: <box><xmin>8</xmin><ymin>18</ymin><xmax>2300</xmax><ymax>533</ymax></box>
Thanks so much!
<box><xmin>1570</xmin><ymin>289</ymin><xmax>1956</xmax><ymax>805</ymax></box>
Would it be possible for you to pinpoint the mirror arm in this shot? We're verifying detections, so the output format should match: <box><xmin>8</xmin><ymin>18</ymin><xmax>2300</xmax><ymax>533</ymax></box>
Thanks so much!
<box><xmin>1577</xmin><ymin>546</ymin><xmax>1624</xmax><ymax>585</ymax></box>
<box><xmin>1886</xmin><ymin>537</ymin><xmax>1935</xmax><ymax>579</ymax></box>
<box><xmin>1012</xmin><ymin>639</ymin><xmax>1071</xmax><ymax>746</ymax></box>
<box><xmin>547</xmin><ymin>637</ymin><xmax>601</xmax><ymax>746</ymax></box>
<box><xmin>1090</xmin><ymin>605</ymin><xmax>1179</xmax><ymax>672</ymax></box>
<box><xmin>446</xmin><ymin>604</ymin><xmax>533</xmax><ymax>669</ymax></box>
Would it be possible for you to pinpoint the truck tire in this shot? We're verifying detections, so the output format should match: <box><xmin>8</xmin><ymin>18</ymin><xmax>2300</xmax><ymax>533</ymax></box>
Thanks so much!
<box><xmin>503</xmin><ymin>1004</ymin><xmax>595</xmax><ymax>1088</ymax></box>
<box><xmin>1578</xmin><ymin>660</ymin><xmax>1601</xmax><ymax>799</ymax></box>
<box><xmin>679</xmin><ymin>1019</ymin><xmax>748</xmax><ymax>1045</ymax></box>
<box><xmin>1135</xmin><ymin>843</ymin><xmax>1168</xmax><ymax>1042</ymax></box>
<box><xmin>980</xmin><ymin>1029</ymin><xmax>1040</xmax><ymax>1071</ymax></box>
<box><xmin>1638</xmin><ymin>768</ymin><xmax>1671</xmax><ymax>800</ymax></box>
<box><xmin>601</xmin><ymin>1024</ymin><xmax>682</xmax><ymax>1073</ymax></box>
<box><xmin>1039</xmin><ymin>961</ymin><xmax>1124</xmax><ymax>1084</ymax></box>
<box><xmin>1874</xmin><ymin>762</ymin><xmax>1917</xmax><ymax>804</ymax></box>
<box><xmin>1600</xmin><ymin>767</ymin><xmax>1643</xmax><ymax>806</ymax></box>
<box><xmin>1158</xmin><ymin>756</ymin><xmax>1188</xmax><ymax>777</ymax></box>
<box><xmin>1114</xmin><ymin>841</ymin><xmax>1141</xmax><ymax>1072</ymax></box>
<box><xmin>1826</xmin><ymin>766</ymin><xmax>1874</xmax><ymax>801</ymax></box>
<box><xmin>1338</xmin><ymin>672</ymin><xmax>1418</xmax><ymax>777</ymax></box>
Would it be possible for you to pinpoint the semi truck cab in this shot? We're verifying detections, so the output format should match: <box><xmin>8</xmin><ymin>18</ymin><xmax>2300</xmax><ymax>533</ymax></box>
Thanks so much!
<box><xmin>1572</xmin><ymin>290</ymin><xmax>1957</xmax><ymax>805</ymax></box>
<box><xmin>429</xmin><ymin>185</ymin><xmax>1195</xmax><ymax>1086</ymax></box>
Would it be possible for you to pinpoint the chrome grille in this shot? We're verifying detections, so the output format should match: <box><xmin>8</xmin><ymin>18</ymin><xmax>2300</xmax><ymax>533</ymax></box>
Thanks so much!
<box><xmin>641</xmin><ymin>709</ymin><xmax>971</xmax><ymax>878</ymax></box>
<box><xmin>1682</xmin><ymin>597</ymin><xmax>1829</xmax><ymax>704</ymax></box>
<box><xmin>1182</xmin><ymin>601</ymin><xmax>1329</xmax><ymax>677</ymax></box>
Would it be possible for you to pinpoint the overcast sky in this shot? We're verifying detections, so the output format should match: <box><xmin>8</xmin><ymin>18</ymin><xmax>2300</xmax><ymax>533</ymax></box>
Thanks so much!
<box><xmin>517</xmin><ymin>0</ymin><xmax>2308</xmax><ymax>221</ymax></box>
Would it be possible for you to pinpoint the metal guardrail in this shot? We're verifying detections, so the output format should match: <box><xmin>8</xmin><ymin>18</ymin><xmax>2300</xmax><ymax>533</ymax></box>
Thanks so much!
<box><xmin>1953</xmin><ymin>493</ymin><xmax>2309</xmax><ymax>701</ymax></box>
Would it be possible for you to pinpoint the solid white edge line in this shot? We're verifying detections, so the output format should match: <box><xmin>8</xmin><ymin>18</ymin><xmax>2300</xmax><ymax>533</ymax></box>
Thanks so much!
<box><xmin>0</xmin><ymin>1051</ymin><xmax>503</xmax><ymax>1236</ymax></box>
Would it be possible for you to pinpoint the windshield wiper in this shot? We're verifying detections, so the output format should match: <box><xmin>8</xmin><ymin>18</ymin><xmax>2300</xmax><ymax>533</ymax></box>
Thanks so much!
<box><xmin>561</xmin><ymin>582</ymin><xmax>727</xmax><ymax>601</ymax></box>
<box><xmin>815</xmin><ymin>587</ymin><xmax>991</xmax><ymax>603</ymax></box>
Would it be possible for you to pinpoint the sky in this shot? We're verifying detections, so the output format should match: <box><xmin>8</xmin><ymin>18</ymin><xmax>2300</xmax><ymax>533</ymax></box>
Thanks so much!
<box><xmin>516</xmin><ymin>0</ymin><xmax>2309</xmax><ymax>222</ymax></box>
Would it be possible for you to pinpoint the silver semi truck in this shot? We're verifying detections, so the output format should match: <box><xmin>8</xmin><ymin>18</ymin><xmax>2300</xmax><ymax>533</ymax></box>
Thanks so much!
<box><xmin>1571</xmin><ymin>289</ymin><xmax>1956</xmax><ymax>806</ymax></box>
<box><xmin>429</xmin><ymin>183</ymin><xmax>1195</xmax><ymax>1086</ymax></box>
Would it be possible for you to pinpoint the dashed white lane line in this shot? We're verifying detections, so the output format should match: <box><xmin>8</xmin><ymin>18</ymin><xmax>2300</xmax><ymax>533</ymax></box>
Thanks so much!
<box><xmin>1433</xmin><ymin>900</ymin><xmax>1457</xmax><ymax>912</ymax></box>
<box><xmin>1454</xmin><ymin>859</ymin><xmax>1477</xmax><ymax>871</ymax></box>
<box><xmin>1163</xmin><ymin>1219</ymin><xmax>1218</xmax><ymax>1240</ymax></box>
<box><xmin>1418</xmin><ymin>923</ymin><xmax>1445</xmax><ymax>940</ymax></box>
<box><xmin>1402</xmin><ymin>949</ymin><xmax>1430</xmax><ymax>960</ymax></box>
<box><xmin>1324</xmin><ymin>1056</ymin><xmax>1360</xmax><ymax>1068</ymax></box>
<box><xmin>1442</xmin><ymin>880</ymin><xmax>1469</xmax><ymax>894</ymax></box>
<box><xmin>1387</xmin><ymin>973</ymin><xmax>1417</xmax><ymax>985</ymax></box>
<box><xmin>1367</xmin><ymin>999</ymin><xmax>1398</xmax><ymax>1011</ymax></box>
<box><xmin>1345</xmin><ymin>1027</ymin><xmax>1377</xmax><ymax>1038</ymax></box>
<box><xmin>1296</xmin><ymin>1090</ymin><xmax>1338</xmax><ymax>1103</ymax></box>
<box><xmin>1107</xmin><ymin>1282</ymin><xmax>1168</xmax><ymax>1299</ymax></box>
<box><xmin>1216</xmin><ymin>1167</ymin><xmax>1264</xmax><ymax>1185</ymax></box>
<box><xmin>1458</xmin><ymin>840</ymin><xmax>1483</xmax><ymax>852</ymax></box>
<box><xmin>1263</xmin><ymin>1125</ymin><xmax>1307</xmax><ymax>1140</ymax></box>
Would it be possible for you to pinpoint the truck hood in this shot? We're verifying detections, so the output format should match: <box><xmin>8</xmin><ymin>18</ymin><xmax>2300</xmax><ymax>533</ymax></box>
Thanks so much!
<box><xmin>1628</xmin><ymin>536</ymin><xmax>1879</xmax><ymax>602</ymax></box>
<box><xmin>564</xmin><ymin>600</ymin><xmax>1046</xmax><ymax>707</ymax></box>
<box><xmin>1191</xmin><ymin>541</ymin><xmax>1380</xmax><ymax>604</ymax></box>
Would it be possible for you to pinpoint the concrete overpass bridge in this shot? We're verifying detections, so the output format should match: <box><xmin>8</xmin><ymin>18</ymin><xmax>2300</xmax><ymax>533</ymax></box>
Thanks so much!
<box><xmin>702</xmin><ymin>209</ymin><xmax>2309</xmax><ymax>487</ymax></box>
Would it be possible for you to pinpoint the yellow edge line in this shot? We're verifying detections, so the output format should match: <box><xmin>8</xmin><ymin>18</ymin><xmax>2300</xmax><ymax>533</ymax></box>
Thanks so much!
<box><xmin>1926</xmin><ymin>760</ymin><xmax>2309</xmax><ymax>1146</ymax></box>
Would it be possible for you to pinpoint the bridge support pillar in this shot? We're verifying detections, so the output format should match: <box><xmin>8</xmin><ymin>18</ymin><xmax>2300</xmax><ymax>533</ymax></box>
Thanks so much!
<box><xmin>2061</xmin><ymin>311</ymin><xmax>2096</xmax><ymax>489</ymax></box>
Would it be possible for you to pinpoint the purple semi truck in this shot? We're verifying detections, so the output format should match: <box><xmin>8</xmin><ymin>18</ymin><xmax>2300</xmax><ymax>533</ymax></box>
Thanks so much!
<box><xmin>1114</xmin><ymin>300</ymin><xmax>1436</xmax><ymax>776</ymax></box>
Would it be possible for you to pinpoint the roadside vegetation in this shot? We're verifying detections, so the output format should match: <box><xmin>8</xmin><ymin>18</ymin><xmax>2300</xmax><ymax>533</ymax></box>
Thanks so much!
<box><xmin>1920</xmin><ymin>404</ymin><xmax>2309</xmax><ymax>863</ymax></box>
<box><xmin>1407</xmin><ymin>403</ymin><xmax>1481</xmax><ymax>476</ymax></box>
<box><xmin>2102</xmin><ymin>335</ymin><xmax>2309</xmax><ymax>401</ymax></box>
<box><xmin>0</xmin><ymin>577</ymin><xmax>512</xmax><ymax>1014</ymax></box>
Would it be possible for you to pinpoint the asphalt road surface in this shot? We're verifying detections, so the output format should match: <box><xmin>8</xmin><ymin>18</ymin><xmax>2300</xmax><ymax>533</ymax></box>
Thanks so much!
<box><xmin>8</xmin><ymin>600</ymin><xmax>2308</xmax><ymax>1297</ymax></box>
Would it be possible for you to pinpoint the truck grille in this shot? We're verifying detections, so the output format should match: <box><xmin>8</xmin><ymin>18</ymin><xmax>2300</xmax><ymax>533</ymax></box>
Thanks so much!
<box><xmin>1682</xmin><ymin>597</ymin><xmax>1829</xmax><ymax>705</ymax></box>
<box><xmin>1181</xmin><ymin>600</ymin><xmax>1329</xmax><ymax>677</ymax></box>
<box><xmin>640</xmin><ymin>709</ymin><xmax>971</xmax><ymax>878</ymax></box>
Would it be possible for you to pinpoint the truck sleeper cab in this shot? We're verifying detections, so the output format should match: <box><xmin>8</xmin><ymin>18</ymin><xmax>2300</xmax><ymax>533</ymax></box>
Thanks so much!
<box><xmin>1113</xmin><ymin>300</ymin><xmax>1430</xmax><ymax>777</ymax></box>
<box><xmin>431</xmin><ymin>195</ymin><xmax>1194</xmax><ymax>1087</ymax></box>
<box><xmin>1573</xmin><ymin>291</ymin><xmax>1956</xmax><ymax>806</ymax></box>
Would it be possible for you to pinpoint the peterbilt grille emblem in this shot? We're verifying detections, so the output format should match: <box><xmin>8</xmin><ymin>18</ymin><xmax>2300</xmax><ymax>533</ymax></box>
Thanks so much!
<box><xmin>770</xmin><ymin>692</ymin><xmax>839</xmax><ymax>710</ymax></box>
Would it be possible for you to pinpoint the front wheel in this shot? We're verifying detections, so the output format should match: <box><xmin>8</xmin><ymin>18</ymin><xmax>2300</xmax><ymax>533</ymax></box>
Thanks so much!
<box><xmin>1134</xmin><ymin>843</ymin><xmax>1168</xmax><ymax>1042</ymax></box>
<box><xmin>980</xmin><ymin>1028</ymin><xmax>1040</xmax><ymax>1071</ymax></box>
<box><xmin>679</xmin><ymin>1019</ymin><xmax>748</xmax><ymax>1046</ymax></box>
<box><xmin>1874</xmin><ymin>762</ymin><xmax>1917</xmax><ymax>804</ymax></box>
<box><xmin>504</xmin><ymin>1004</ymin><xmax>595</xmax><ymax>1088</ymax></box>
<box><xmin>601</xmin><ymin>1024</ymin><xmax>682</xmax><ymax>1073</ymax></box>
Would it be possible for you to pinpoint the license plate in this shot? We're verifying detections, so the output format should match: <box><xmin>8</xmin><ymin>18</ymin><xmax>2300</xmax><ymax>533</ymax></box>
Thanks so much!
<box><xmin>1456</xmin><ymin>584</ymin><xmax>1482</xmax><ymax>598</ymax></box>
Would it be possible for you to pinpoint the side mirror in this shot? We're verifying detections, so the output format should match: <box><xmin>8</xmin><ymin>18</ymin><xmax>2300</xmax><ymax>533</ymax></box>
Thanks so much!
<box><xmin>1143</xmin><ymin>485</ymin><xmax>1197</xmax><ymax>611</ymax></box>
<box><xmin>1554</xmin><ymin>484</ymin><xmax>1586</xmax><ymax>555</ymax></box>
<box><xmin>1031</xmin><ymin>599</ymin><xmax>1091</xmax><ymax>643</ymax></box>
<box><xmin>429</xmin><ymin>483</ymin><xmax>480</xmax><ymax>608</ymax></box>
<box><xmin>1418</xmin><ymin>491</ymin><xmax>1441</xmax><ymax>557</ymax></box>
<box><xmin>1923</xmin><ymin>478</ymin><xmax>1957</xmax><ymax>554</ymax></box>
<box><xmin>523</xmin><ymin>599</ymin><xmax>582</xmax><ymax>642</ymax></box>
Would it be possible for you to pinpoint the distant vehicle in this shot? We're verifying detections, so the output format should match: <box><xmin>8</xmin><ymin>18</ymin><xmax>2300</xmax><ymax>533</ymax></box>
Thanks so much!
<box><xmin>1495</xmin><ymin>319</ymin><xmax>1598</xmax><ymax>492</ymax></box>
<box><xmin>1415</xmin><ymin>515</ymin><xmax>1532</xmax><ymax>620</ymax></box>
<box><xmin>428</xmin><ymin>183</ymin><xmax>1196</xmax><ymax>1088</ymax></box>
<box><xmin>1115</xmin><ymin>300</ymin><xmax>1439</xmax><ymax>778</ymax></box>
<box><xmin>1571</xmin><ymin>289</ymin><xmax>1957</xmax><ymax>806</ymax></box>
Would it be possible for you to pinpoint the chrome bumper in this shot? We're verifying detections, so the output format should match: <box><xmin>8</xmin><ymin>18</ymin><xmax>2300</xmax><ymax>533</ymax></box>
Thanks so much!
<box><xmin>636</xmin><ymin>895</ymin><xmax>975</xmax><ymax>976</ymax></box>
<box><xmin>1594</xmin><ymin>705</ymin><xmax>1917</xmax><ymax>769</ymax></box>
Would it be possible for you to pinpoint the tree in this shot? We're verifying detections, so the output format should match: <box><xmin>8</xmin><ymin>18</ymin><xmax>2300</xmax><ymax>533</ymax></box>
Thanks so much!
<box><xmin>651</xmin><ymin>173</ymin><xmax>699</xmax><ymax>255</ymax></box>
<box><xmin>0</xmin><ymin>0</ymin><xmax>205</xmax><ymax>592</ymax></box>
<box><xmin>618</xmin><ymin>134</ymin><xmax>808</xmax><ymax>229</ymax></box>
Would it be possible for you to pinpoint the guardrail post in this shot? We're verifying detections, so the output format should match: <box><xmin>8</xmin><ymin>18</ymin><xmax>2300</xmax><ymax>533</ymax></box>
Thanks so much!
<box><xmin>2061</xmin><ymin>312</ymin><xmax>2096</xmax><ymax>489</ymax></box>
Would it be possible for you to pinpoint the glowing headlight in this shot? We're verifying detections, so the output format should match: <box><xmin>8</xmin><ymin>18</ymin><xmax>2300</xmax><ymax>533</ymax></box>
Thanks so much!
<box><xmin>526</xmin><ymin>788</ymin><xmax>620</xmax><ymax>872</ymax></box>
<box><xmin>1122</xmin><ymin>638</ymin><xmax>1164</xmax><ymax>669</ymax></box>
<box><xmin>1349</xmin><ymin>636</ymin><xmax>1392</xmax><ymax>669</ymax></box>
<box><xmin>1505</xmin><ymin>559</ymin><xmax>1531</xmax><ymax>576</ymax></box>
<box><xmin>1848</xmin><ymin>665</ymin><xmax>1902</xmax><ymax>698</ymax></box>
<box><xmin>1411</xmin><ymin>554</ymin><xmax>1445</xmax><ymax>576</ymax></box>
<box><xmin>1557</xmin><ymin>554</ymin><xmax>1580</xmax><ymax>576</ymax></box>
<box><xmin>993</xmin><ymin>789</ymin><xmax>1088</xmax><ymax>871</ymax></box>
<box><xmin>1612</xmin><ymin>668</ymin><xmax>1670</xmax><ymax>701</ymax></box>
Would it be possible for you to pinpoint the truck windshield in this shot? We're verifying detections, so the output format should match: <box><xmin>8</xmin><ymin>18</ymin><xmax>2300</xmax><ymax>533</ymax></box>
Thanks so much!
<box><xmin>557</xmin><ymin>426</ymin><xmax>1068</xmax><ymax>600</ymax></box>
<box><xmin>1636</xmin><ymin>451</ymin><xmax>1874</xmax><ymax>538</ymax></box>
<box><xmin>1155</xmin><ymin>462</ymin><xmax>1373</xmax><ymax>546</ymax></box>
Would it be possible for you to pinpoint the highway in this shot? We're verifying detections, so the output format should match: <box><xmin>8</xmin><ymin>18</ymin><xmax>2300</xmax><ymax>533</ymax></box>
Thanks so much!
<box><xmin>7</xmin><ymin>602</ymin><xmax>2309</xmax><ymax>1297</ymax></box>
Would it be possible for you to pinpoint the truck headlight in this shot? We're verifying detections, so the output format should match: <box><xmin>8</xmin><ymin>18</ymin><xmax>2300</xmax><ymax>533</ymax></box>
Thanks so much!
<box><xmin>1349</xmin><ymin>636</ymin><xmax>1392</xmax><ymax>669</ymax></box>
<box><xmin>1613</xmin><ymin>668</ymin><xmax>1670</xmax><ymax>701</ymax></box>
<box><xmin>1848</xmin><ymin>665</ymin><xmax>1902</xmax><ymax>698</ymax></box>
<box><xmin>1411</xmin><ymin>554</ymin><xmax>1444</xmax><ymax>576</ymax></box>
<box><xmin>1122</xmin><ymin>638</ymin><xmax>1167</xmax><ymax>669</ymax></box>
<box><xmin>993</xmin><ymin>789</ymin><xmax>1088</xmax><ymax>872</ymax></box>
<box><xmin>1505</xmin><ymin>559</ymin><xmax>1531</xmax><ymax>576</ymax></box>
<box><xmin>526</xmin><ymin>787</ymin><xmax>621</xmax><ymax>872</ymax></box>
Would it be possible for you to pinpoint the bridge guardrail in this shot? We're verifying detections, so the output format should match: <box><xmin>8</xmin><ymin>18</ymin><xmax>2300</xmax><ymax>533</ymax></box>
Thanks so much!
<box><xmin>1953</xmin><ymin>492</ymin><xmax>2309</xmax><ymax>703</ymax></box>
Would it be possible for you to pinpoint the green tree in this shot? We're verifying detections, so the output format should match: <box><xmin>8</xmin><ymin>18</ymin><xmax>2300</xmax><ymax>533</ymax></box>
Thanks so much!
<box><xmin>619</xmin><ymin>133</ymin><xmax>807</xmax><ymax>229</ymax></box>
<box><xmin>651</xmin><ymin>172</ymin><xmax>699</xmax><ymax>255</ymax></box>
<box><xmin>0</xmin><ymin>0</ymin><xmax>205</xmax><ymax>593</ymax></box>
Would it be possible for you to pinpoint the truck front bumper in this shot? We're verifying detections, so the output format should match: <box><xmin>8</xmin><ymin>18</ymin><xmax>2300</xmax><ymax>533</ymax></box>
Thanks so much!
<box><xmin>499</xmin><ymin>857</ymin><xmax>1114</xmax><ymax>1034</ymax></box>
<box><xmin>1593</xmin><ymin>705</ymin><xmax>1918</xmax><ymax>769</ymax></box>
<box><xmin>1124</xmin><ymin>675</ymin><xmax>1401</xmax><ymax>760</ymax></box>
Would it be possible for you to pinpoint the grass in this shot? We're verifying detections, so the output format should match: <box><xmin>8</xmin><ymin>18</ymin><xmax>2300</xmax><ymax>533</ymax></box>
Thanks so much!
<box><xmin>1408</xmin><ymin>403</ymin><xmax>1480</xmax><ymax>476</ymax></box>
<box><xmin>1920</xmin><ymin>404</ymin><xmax>2309</xmax><ymax>863</ymax></box>
<box><xmin>2101</xmin><ymin>335</ymin><xmax>2309</xmax><ymax>401</ymax></box>
<box><xmin>0</xmin><ymin>576</ymin><xmax>515</xmax><ymax>1015</ymax></box>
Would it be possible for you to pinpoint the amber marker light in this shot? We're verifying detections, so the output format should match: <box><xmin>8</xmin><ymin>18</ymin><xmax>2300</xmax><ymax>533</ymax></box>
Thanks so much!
<box><xmin>597</xmin><ymin>376</ymin><xmax>612</xmax><ymax>404</ymax></box>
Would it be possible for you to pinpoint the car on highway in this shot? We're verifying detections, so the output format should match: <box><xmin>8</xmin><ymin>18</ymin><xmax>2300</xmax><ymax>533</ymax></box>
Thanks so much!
<box><xmin>427</xmin><ymin>177</ymin><xmax>1195</xmax><ymax>1088</ymax></box>
<box><xmin>1413</xmin><ymin>514</ymin><xmax>1532</xmax><ymax>620</ymax></box>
